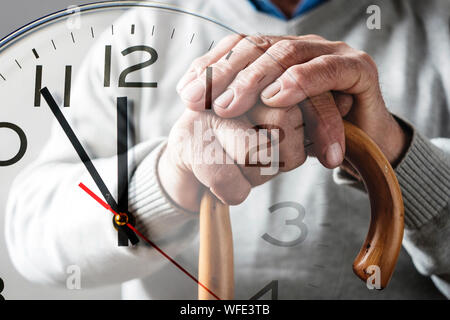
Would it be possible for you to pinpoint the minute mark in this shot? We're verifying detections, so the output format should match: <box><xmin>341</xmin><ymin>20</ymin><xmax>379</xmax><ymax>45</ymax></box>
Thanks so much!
<box><xmin>15</xmin><ymin>59</ymin><xmax>22</xmax><ymax>69</ymax></box>
<box><xmin>32</xmin><ymin>48</ymin><xmax>39</xmax><ymax>59</ymax></box>
<box><xmin>208</xmin><ymin>40</ymin><xmax>215</xmax><ymax>51</ymax></box>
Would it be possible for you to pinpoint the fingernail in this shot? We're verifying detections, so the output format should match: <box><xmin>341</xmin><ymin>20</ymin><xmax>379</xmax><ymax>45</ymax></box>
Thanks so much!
<box><xmin>326</xmin><ymin>142</ymin><xmax>343</xmax><ymax>167</ymax></box>
<box><xmin>176</xmin><ymin>71</ymin><xmax>197</xmax><ymax>93</ymax></box>
<box><xmin>261</xmin><ymin>81</ymin><xmax>281</xmax><ymax>99</ymax></box>
<box><xmin>180</xmin><ymin>79</ymin><xmax>204</xmax><ymax>102</ymax></box>
<box><xmin>214</xmin><ymin>89</ymin><xmax>234</xmax><ymax>109</ymax></box>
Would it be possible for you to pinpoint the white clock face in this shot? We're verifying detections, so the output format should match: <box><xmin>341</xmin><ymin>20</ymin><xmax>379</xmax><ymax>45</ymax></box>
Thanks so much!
<box><xmin>0</xmin><ymin>2</ymin><xmax>230</xmax><ymax>167</ymax></box>
<box><xmin>0</xmin><ymin>1</ymin><xmax>364</xmax><ymax>300</ymax></box>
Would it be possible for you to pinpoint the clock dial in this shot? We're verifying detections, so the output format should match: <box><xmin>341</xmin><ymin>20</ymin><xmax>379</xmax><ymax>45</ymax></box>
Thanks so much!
<box><xmin>0</xmin><ymin>1</ymin><xmax>355</xmax><ymax>299</ymax></box>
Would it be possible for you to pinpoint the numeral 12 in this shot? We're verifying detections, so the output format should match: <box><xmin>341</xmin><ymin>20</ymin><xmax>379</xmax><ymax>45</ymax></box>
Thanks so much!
<box><xmin>104</xmin><ymin>45</ymin><xmax>158</xmax><ymax>88</ymax></box>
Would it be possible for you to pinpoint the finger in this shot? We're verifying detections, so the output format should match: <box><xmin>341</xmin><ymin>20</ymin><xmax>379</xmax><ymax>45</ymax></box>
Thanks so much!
<box><xmin>176</xmin><ymin>33</ymin><xmax>243</xmax><ymax>93</ymax></box>
<box><xmin>299</xmin><ymin>92</ymin><xmax>345</xmax><ymax>168</ymax></box>
<box><xmin>189</xmin><ymin>115</ymin><xmax>252</xmax><ymax>205</ymax></box>
<box><xmin>209</xmin><ymin>113</ymin><xmax>275</xmax><ymax>186</ymax></box>
<box><xmin>193</xmin><ymin>161</ymin><xmax>252</xmax><ymax>206</ymax></box>
<box><xmin>261</xmin><ymin>53</ymin><xmax>379</xmax><ymax>107</ymax></box>
<box><xmin>180</xmin><ymin>34</ymin><xmax>277</xmax><ymax>111</ymax></box>
<box><xmin>247</xmin><ymin>102</ymin><xmax>306</xmax><ymax>173</ymax></box>
<box><xmin>214</xmin><ymin>39</ymin><xmax>339</xmax><ymax>118</ymax></box>
<box><xmin>333</xmin><ymin>92</ymin><xmax>354</xmax><ymax>116</ymax></box>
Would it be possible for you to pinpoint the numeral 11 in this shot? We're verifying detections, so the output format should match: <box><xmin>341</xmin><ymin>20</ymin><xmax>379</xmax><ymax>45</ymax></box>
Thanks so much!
<box><xmin>34</xmin><ymin>65</ymin><xmax>72</xmax><ymax>107</ymax></box>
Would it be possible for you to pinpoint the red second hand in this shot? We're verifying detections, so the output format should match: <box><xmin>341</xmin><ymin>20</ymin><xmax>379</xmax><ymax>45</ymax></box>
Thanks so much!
<box><xmin>78</xmin><ymin>182</ymin><xmax>221</xmax><ymax>300</ymax></box>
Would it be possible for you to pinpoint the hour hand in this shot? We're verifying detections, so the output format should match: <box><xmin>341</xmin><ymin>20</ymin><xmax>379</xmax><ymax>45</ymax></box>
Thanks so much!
<box><xmin>40</xmin><ymin>87</ymin><xmax>139</xmax><ymax>245</ymax></box>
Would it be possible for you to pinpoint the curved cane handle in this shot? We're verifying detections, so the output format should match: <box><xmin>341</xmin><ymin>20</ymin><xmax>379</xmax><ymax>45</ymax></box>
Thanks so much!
<box><xmin>198</xmin><ymin>120</ymin><xmax>404</xmax><ymax>299</ymax></box>
<box><xmin>343</xmin><ymin>121</ymin><xmax>404</xmax><ymax>287</ymax></box>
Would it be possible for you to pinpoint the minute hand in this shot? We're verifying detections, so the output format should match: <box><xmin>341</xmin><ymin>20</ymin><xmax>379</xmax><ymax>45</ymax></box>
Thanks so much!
<box><xmin>40</xmin><ymin>87</ymin><xmax>139</xmax><ymax>245</ymax></box>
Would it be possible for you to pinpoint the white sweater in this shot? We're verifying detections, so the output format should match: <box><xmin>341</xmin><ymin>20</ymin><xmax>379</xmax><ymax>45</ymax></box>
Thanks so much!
<box><xmin>6</xmin><ymin>0</ymin><xmax>450</xmax><ymax>299</ymax></box>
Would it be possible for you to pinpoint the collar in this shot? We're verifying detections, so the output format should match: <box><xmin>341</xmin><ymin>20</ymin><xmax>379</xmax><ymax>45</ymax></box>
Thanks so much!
<box><xmin>248</xmin><ymin>0</ymin><xmax>327</xmax><ymax>20</ymax></box>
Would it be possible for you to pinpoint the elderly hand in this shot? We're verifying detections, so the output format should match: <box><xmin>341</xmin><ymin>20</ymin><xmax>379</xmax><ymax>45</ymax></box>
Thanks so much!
<box><xmin>177</xmin><ymin>34</ymin><xmax>409</xmax><ymax>169</ymax></box>
<box><xmin>158</xmin><ymin>102</ymin><xmax>311</xmax><ymax>211</ymax></box>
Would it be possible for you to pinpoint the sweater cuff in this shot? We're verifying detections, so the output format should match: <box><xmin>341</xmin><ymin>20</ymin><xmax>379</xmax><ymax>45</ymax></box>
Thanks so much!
<box><xmin>333</xmin><ymin>116</ymin><xmax>450</xmax><ymax>230</ymax></box>
<box><xmin>128</xmin><ymin>142</ymin><xmax>197</xmax><ymax>241</ymax></box>
<box><xmin>394</xmin><ymin>120</ymin><xmax>450</xmax><ymax>229</ymax></box>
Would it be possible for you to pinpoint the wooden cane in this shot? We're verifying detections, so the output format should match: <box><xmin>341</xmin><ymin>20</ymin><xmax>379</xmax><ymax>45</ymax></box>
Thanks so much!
<box><xmin>198</xmin><ymin>120</ymin><xmax>404</xmax><ymax>300</ymax></box>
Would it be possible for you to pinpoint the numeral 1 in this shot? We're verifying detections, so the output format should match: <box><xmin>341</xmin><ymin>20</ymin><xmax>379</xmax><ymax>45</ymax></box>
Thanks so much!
<box><xmin>104</xmin><ymin>45</ymin><xmax>112</xmax><ymax>87</ymax></box>
<box><xmin>205</xmin><ymin>66</ymin><xmax>212</xmax><ymax>109</ymax></box>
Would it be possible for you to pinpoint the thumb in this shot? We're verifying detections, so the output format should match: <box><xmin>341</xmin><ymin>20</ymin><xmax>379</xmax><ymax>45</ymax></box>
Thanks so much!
<box><xmin>301</xmin><ymin>92</ymin><xmax>345</xmax><ymax>169</ymax></box>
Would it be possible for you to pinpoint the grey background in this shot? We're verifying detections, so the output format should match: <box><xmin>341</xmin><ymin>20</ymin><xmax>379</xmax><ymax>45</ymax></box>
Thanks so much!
<box><xmin>0</xmin><ymin>0</ymin><xmax>121</xmax><ymax>300</ymax></box>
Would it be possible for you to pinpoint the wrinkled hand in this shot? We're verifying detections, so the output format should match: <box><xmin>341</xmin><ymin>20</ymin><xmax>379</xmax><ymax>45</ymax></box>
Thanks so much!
<box><xmin>158</xmin><ymin>102</ymin><xmax>311</xmax><ymax>211</ymax></box>
<box><xmin>177</xmin><ymin>34</ymin><xmax>408</xmax><ymax>169</ymax></box>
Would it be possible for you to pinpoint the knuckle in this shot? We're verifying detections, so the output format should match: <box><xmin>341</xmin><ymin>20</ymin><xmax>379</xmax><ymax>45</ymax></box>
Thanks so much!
<box><xmin>209</xmin><ymin>113</ymin><xmax>227</xmax><ymax>134</ymax></box>
<box><xmin>345</xmin><ymin>54</ymin><xmax>377</xmax><ymax>85</ymax></box>
<box><xmin>302</xmin><ymin>34</ymin><xmax>325</xmax><ymax>41</ymax></box>
<box><xmin>270</xmin><ymin>110</ymin><xmax>290</xmax><ymax>128</ymax></box>
<box><xmin>235</xmin><ymin>67</ymin><xmax>264</xmax><ymax>89</ymax></box>
<box><xmin>274</xmin><ymin>39</ymin><xmax>298</xmax><ymax>58</ymax></box>
<box><xmin>341</xmin><ymin>56</ymin><xmax>360</xmax><ymax>73</ymax></box>
<box><xmin>245</xmin><ymin>171</ymin><xmax>271</xmax><ymax>187</ymax></box>
<box><xmin>243</xmin><ymin>34</ymin><xmax>273</xmax><ymax>50</ymax></box>
<box><xmin>226</xmin><ymin>190</ymin><xmax>249</xmax><ymax>205</ymax></box>
<box><xmin>210</xmin><ymin>167</ymin><xmax>230</xmax><ymax>190</ymax></box>
<box><xmin>210</xmin><ymin>166</ymin><xmax>249</xmax><ymax>205</ymax></box>
<box><xmin>357</xmin><ymin>51</ymin><xmax>378</xmax><ymax>74</ymax></box>
<box><xmin>286</xmin><ymin>106</ymin><xmax>303</xmax><ymax>127</ymax></box>
<box><xmin>269</xmin><ymin>40</ymin><xmax>302</xmax><ymax>69</ymax></box>
<box><xmin>356</xmin><ymin>50</ymin><xmax>373</xmax><ymax>63</ymax></box>
<box><xmin>211</xmin><ymin>60</ymin><xmax>234</xmax><ymax>76</ymax></box>
<box><xmin>288</xmin><ymin>64</ymin><xmax>305</xmax><ymax>82</ymax></box>
<box><xmin>225</xmin><ymin>33</ymin><xmax>244</xmax><ymax>43</ymax></box>
<box><xmin>282</xmin><ymin>152</ymin><xmax>306</xmax><ymax>171</ymax></box>
<box><xmin>280</xmin><ymin>137</ymin><xmax>307</xmax><ymax>171</ymax></box>
<box><xmin>285</xmin><ymin>65</ymin><xmax>307</xmax><ymax>90</ymax></box>
<box><xmin>331</xmin><ymin>40</ymin><xmax>350</xmax><ymax>50</ymax></box>
<box><xmin>190</xmin><ymin>56</ymin><xmax>209</xmax><ymax>74</ymax></box>
<box><xmin>316</xmin><ymin>55</ymin><xmax>340</xmax><ymax>79</ymax></box>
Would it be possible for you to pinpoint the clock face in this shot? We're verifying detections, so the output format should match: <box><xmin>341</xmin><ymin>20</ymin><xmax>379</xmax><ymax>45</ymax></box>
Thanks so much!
<box><xmin>0</xmin><ymin>1</ymin><xmax>359</xmax><ymax>300</ymax></box>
